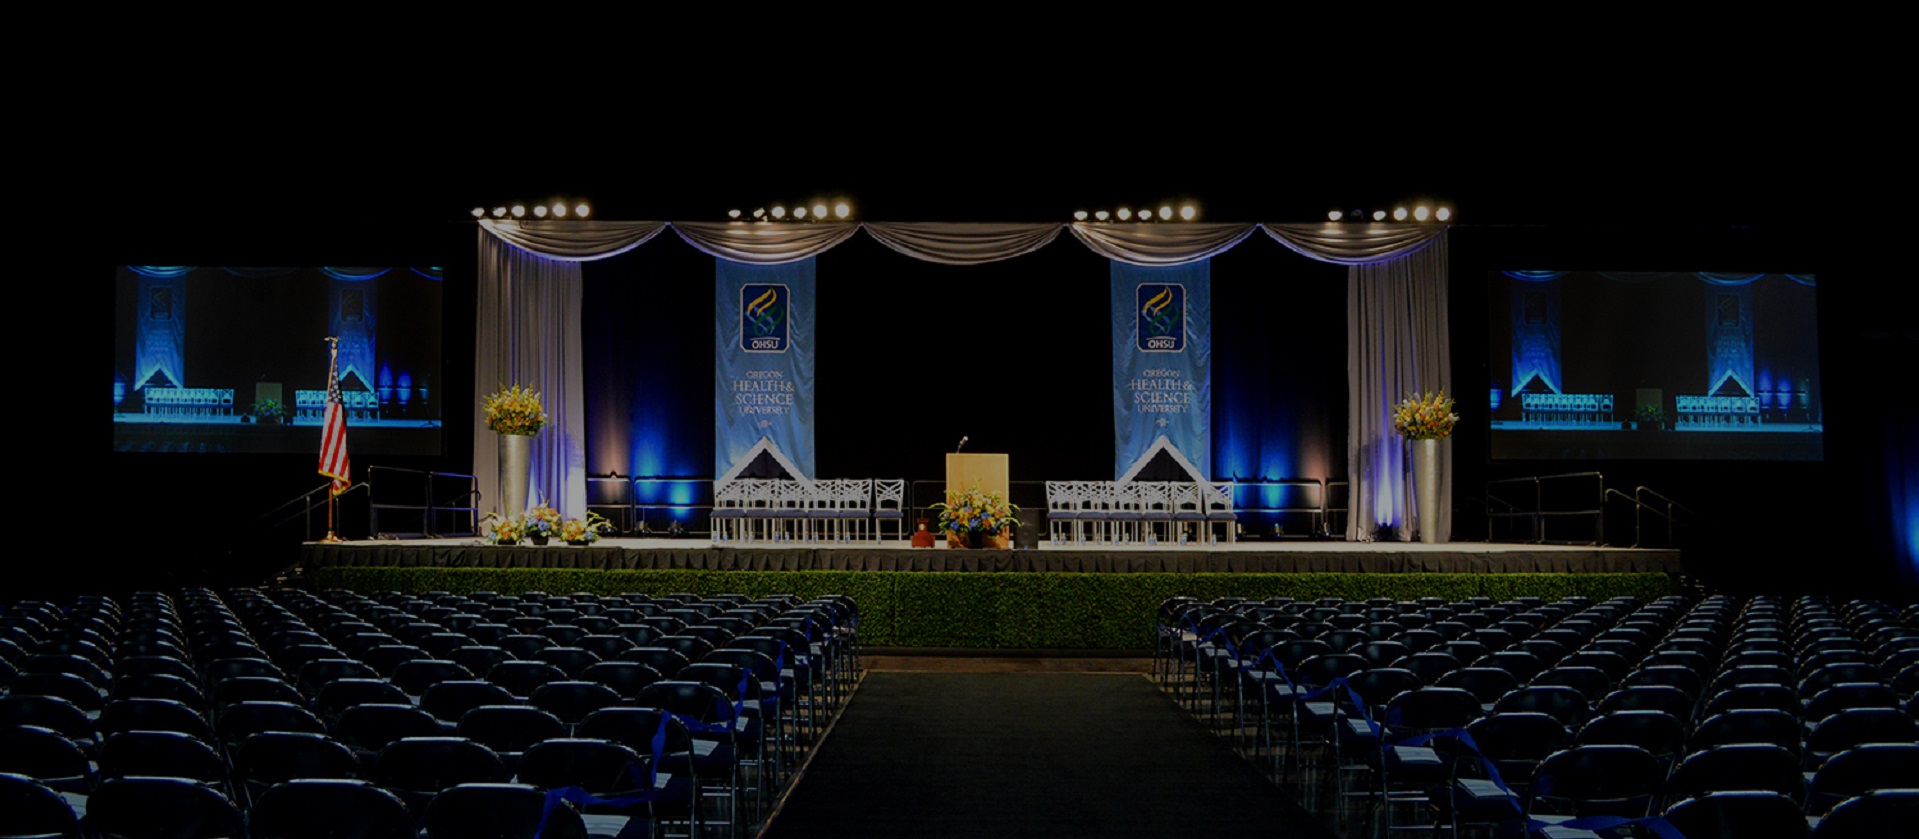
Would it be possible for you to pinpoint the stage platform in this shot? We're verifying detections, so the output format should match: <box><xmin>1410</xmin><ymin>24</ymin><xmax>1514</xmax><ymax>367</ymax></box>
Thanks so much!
<box><xmin>302</xmin><ymin>537</ymin><xmax>1681</xmax><ymax>575</ymax></box>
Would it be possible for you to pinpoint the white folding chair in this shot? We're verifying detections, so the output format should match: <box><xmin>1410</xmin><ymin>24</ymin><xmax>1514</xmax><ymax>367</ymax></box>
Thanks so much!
<box><xmin>1206</xmin><ymin>481</ymin><xmax>1239</xmax><ymax>544</ymax></box>
<box><xmin>1079</xmin><ymin>481</ymin><xmax>1115</xmax><ymax>544</ymax></box>
<box><xmin>1046</xmin><ymin>481</ymin><xmax>1082</xmax><ymax>545</ymax></box>
<box><xmin>711</xmin><ymin>480</ymin><xmax>747</xmax><ymax>541</ymax></box>
<box><xmin>1171</xmin><ymin>482</ymin><xmax>1208</xmax><ymax>544</ymax></box>
<box><xmin>872</xmin><ymin>479</ymin><xmax>905</xmax><ymax>543</ymax></box>
<box><xmin>837</xmin><ymin>479</ymin><xmax>872</xmax><ymax>542</ymax></box>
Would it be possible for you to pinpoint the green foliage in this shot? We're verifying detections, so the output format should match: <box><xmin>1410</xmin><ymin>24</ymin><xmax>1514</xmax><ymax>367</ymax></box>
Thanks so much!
<box><xmin>311</xmin><ymin>567</ymin><xmax>1675</xmax><ymax>651</ymax></box>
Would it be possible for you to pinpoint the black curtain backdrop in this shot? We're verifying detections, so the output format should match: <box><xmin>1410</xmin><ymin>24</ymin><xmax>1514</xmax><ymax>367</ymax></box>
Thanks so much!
<box><xmin>581</xmin><ymin>229</ymin><xmax>1349</xmax><ymax>493</ymax></box>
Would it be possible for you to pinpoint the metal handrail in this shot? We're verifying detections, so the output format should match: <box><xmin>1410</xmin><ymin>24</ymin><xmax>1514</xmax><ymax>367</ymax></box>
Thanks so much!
<box><xmin>1485</xmin><ymin>471</ymin><xmax>1606</xmax><ymax>545</ymax></box>
<box><xmin>1600</xmin><ymin>486</ymin><xmax>1695</xmax><ymax>548</ymax></box>
<box><xmin>1634</xmin><ymin>485</ymin><xmax>1695</xmax><ymax>549</ymax></box>
<box><xmin>1230</xmin><ymin>478</ymin><xmax>1328</xmax><ymax>538</ymax></box>
<box><xmin>368</xmin><ymin>466</ymin><xmax>479</xmax><ymax>539</ymax></box>
<box><xmin>257</xmin><ymin>481</ymin><xmax>372</xmax><ymax>541</ymax></box>
<box><xmin>1325</xmin><ymin>480</ymin><xmax>1349</xmax><ymax>539</ymax></box>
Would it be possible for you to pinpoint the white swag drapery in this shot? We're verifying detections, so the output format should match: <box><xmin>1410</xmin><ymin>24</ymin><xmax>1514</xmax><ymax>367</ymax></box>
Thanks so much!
<box><xmin>477</xmin><ymin>219</ymin><xmax>1446</xmax><ymax>541</ymax></box>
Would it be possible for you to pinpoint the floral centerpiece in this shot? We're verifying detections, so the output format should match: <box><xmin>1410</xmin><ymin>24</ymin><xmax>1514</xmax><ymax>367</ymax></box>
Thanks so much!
<box><xmin>481</xmin><ymin>512</ymin><xmax>527</xmax><ymax>545</ymax></box>
<box><xmin>1392</xmin><ymin>391</ymin><xmax>1458</xmax><ymax>440</ymax></box>
<box><xmin>252</xmin><ymin>398</ymin><xmax>290</xmax><ymax>425</ymax></box>
<box><xmin>931</xmin><ymin>484</ymin><xmax>1020</xmax><ymax>548</ymax></box>
<box><xmin>522</xmin><ymin>503</ymin><xmax>562</xmax><ymax>544</ymax></box>
<box><xmin>483</xmin><ymin>384</ymin><xmax>548</xmax><ymax>436</ymax></box>
<box><xmin>559</xmin><ymin>512</ymin><xmax>613</xmax><ymax>545</ymax></box>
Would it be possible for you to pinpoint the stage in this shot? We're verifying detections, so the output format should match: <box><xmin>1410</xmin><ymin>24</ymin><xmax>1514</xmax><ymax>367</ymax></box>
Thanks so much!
<box><xmin>301</xmin><ymin>537</ymin><xmax>1681</xmax><ymax>575</ymax></box>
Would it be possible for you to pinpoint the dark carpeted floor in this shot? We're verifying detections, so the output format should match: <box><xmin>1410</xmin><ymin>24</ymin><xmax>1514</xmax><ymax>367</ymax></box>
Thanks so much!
<box><xmin>762</xmin><ymin>672</ymin><xmax>1341</xmax><ymax>839</ymax></box>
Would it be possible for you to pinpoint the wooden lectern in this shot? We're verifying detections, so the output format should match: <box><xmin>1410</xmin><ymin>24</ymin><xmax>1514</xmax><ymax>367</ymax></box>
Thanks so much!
<box><xmin>945</xmin><ymin>453</ymin><xmax>1009</xmax><ymax>497</ymax></box>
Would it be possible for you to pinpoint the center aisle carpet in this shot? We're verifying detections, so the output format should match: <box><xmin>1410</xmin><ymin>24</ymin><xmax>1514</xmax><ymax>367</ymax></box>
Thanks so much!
<box><xmin>763</xmin><ymin>672</ymin><xmax>1341</xmax><ymax>839</ymax></box>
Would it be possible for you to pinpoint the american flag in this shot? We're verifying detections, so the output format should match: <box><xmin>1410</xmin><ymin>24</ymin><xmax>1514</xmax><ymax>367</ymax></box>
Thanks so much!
<box><xmin>318</xmin><ymin>341</ymin><xmax>349</xmax><ymax>494</ymax></box>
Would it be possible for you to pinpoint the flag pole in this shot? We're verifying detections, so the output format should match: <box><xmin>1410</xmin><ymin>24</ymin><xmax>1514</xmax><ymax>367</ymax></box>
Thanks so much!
<box><xmin>321</xmin><ymin>336</ymin><xmax>346</xmax><ymax>543</ymax></box>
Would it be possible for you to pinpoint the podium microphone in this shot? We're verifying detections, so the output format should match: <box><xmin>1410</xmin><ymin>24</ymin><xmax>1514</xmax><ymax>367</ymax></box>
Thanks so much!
<box><xmin>955</xmin><ymin>436</ymin><xmax>968</xmax><ymax>452</ymax></box>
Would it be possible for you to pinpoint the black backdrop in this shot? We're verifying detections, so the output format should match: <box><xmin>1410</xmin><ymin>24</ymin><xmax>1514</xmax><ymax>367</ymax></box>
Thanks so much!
<box><xmin>581</xmin><ymin>227</ymin><xmax>1347</xmax><ymax>489</ymax></box>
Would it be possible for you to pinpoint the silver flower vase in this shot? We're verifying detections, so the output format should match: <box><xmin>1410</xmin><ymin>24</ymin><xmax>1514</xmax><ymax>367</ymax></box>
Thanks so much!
<box><xmin>1414</xmin><ymin>437</ymin><xmax>1442</xmax><ymax>544</ymax></box>
<box><xmin>499</xmin><ymin>433</ymin><xmax>532</xmax><ymax>520</ymax></box>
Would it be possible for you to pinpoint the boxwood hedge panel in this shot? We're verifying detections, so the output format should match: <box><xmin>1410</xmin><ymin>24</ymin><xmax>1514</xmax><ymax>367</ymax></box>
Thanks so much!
<box><xmin>310</xmin><ymin>567</ymin><xmax>1675</xmax><ymax>650</ymax></box>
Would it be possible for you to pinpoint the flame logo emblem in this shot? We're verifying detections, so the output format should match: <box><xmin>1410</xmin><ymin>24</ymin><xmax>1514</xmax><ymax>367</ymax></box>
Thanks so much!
<box><xmin>742</xmin><ymin>284</ymin><xmax>789</xmax><ymax>351</ymax></box>
<box><xmin>1137</xmin><ymin>284</ymin><xmax>1184</xmax><ymax>351</ymax></box>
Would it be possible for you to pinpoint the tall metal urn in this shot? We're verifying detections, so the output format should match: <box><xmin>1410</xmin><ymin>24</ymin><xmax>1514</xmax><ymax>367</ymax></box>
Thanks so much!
<box><xmin>499</xmin><ymin>433</ymin><xmax>532</xmax><ymax>520</ymax></box>
<box><xmin>1414</xmin><ymin>437</ymin><xmax>1443</xmax><ymax>544</ymax></box>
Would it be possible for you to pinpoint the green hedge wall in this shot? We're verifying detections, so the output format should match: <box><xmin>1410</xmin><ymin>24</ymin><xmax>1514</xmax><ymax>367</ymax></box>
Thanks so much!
<box><xmin>309</xmin><ymin>567</ymin><xmax>1676</xmax><ymax>651</ymax></box>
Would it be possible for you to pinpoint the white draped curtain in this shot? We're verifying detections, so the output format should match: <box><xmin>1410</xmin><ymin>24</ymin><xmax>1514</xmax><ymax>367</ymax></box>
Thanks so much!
<box><xmin>475</xmin><ymin>236</ymin><xmax>590</xmax><ymax>518</ymax></box>
<box><xmin>1347</xmin><ymin>234</ymin><xmax>1451</xmax><ymax>541</ymax></box>
<box><xmin>476</xmin><ymin>218</ymin><xmax>1448</xmax><ymax>539</ymax></box>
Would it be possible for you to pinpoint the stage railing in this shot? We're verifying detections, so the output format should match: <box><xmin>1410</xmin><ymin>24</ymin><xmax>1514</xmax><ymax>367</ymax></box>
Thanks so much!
<box><xmin>589</xmin><ymin>475</ymin><xmax>713</xmax><ymax>536</ymax></box>
<box><xmin>1485</xmin><ymin>471</ymin><xmax>1606</xmax><ymax>545</ymax></box>
<box><xmin>368</xmin><ymin>466</ymin><xmax>477</xmax><ymax>539</ymax></box>
<box><xmin>586</xmin><ymin>475</ymin><xmax>636</xmax><ymax>535</ymax></box>
<box><xmin>1231</xmin><ymin>478</ymin><xmax>1332</xmax><ymax>538</ymax></box>
<box><xmin>259</xmin><ymin>480</ymin><xmax>373</xmax><ymax>542</ymax></box>
<box><xmin>1325</xmin><ymin>480</ymin><xmax>1349</xmax><ymax>538</ymax></box>
<box><xmin>1603</xmin><ymin>485</ymin><xmax>1696</xmax><ymax>549</ymax></box>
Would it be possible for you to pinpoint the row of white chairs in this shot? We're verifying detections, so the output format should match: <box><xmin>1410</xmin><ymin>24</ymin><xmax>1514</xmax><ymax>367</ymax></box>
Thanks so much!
<box><xmin>1521</xmin><ymin>392</ymin><xmax>1615</xmax><ymax>426</ymax></box>
<box><xmin>142</xmin><ymin>387</ymin><xmax>234</xmax><ymax>416</ymax></box>
<box><xmin>294</xmin><ymin>389</ymin><xmax>381</xmax><ymax>420</ymax></box>
<box><xmin>710</xmin><ymin>478</ymin><xmax>906</xmax><ymax>544</ymax></box>
<box><xmin>1676</xmin><ymin>395</ymin><xmax>1761</xmax><ymax>426</ymax></box>
<box><xmin>1045</xmin><ymin>480</ymin><xmax>1238</xmax><ymax>546</ymax></box>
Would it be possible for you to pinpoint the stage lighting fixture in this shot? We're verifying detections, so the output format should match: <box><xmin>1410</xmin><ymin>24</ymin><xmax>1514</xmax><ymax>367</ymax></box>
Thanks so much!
<box><xmin>1074</xmin><ymin>210</ymin><xmax>1088</xmax><ymax>221</ymax></box>
<box><xmin>1180</xmin><ymin>205</ymin><xmax>1197</xmax><ymax>221</ymax></box>
<box><xmin>835</xmin><ymin>202</ymin><xmax>850</xmax><ymax>219</ymax></box>
<box><xmin>812</xmin><ymin>203</ymin><xmax>828</xmax><ymax>219</ymax></box>
<box><xmin>533</xmin><ymin>205</ymin><xmax>548</xmax><ymax>218</ymax></box>
<box><xmin>492</xmin><ymin>207</ymin><xmax>508</xmax><ymax>218</ymax></box>
<box><xmin>1117</xmin><ymin>207</ymin><xmax>1133</xmax><ymax>221</ymax></box>
<box><xmin>1435</xmin><ymin>206</ymin><xmax>1452</xmax><ymax>221</ymax></box>
<box><xmin>471</xmin><ymin>207</ymin><xmax>485</xmax><ymax>219</ymax></box>
<box><xmin>771</xmin><ymin>205</ymin><xmax>786</xmax><ymax>219</ymax></box>
<box><xmin>729</xmin><ymin>209</ymin><xmax>742</xmax><ymax>219</ymax></box>
<box><xmin>511</xmin><ymin>205</ymin><xmax>527</xmax><ymax>219</ymax></box>
<box><xmin>1328</xmin><ymin>210</ymin><xmax>1343</xmax><ymax>221</ymax></box>
<box><xmin>1095</xmin><ymin>210</ymin><xmax>1110</xmax><ymax>221</ymax></box>
<box><xmin>575</xmin><ymin>203</ymin><xmax>590</xmax><ymax>218</ymax></box>
<box><xmin>1158</xmin><ymin>205</ymin><xmax>1173</xmax><ymax>221</ymax></box>
<box><xmin>753</xmin><ymin>208</ymin><xmax>766</xmax><ymax>220</ymax></box>
<box><xmin>552</xmin><ymin>202</ymin><xmax>568</xmax><ymax>218</ymax></box>
<box><xmin>1373</xmin><ymin>210</ymin><xmax>1387</xmax><ymax>221</ymax></box>
<box><xmin>793</xmin><ymin>206</ymin><xmax>808</xmax><ymax>219</ymax></box>
<box><xmin>1392</xmin><ymin>206</ymin><xmax>1408</xmax><ymax>221</ymax></box>
<box><xmin>1413</xmin><ymin>205</ymin><xmax>1431</xmax><ymax>221</ymax></box>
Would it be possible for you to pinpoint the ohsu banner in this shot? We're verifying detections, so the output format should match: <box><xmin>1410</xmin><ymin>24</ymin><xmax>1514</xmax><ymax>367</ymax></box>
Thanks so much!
<box><xmin>1112</xmin><ymin>261</ymin><xmax>1211</xmax><ymax>478</ymax></box>
<box><xmin>715</xmin><ymin>258</ymin><xmax>816</xmax><ymax>478</ymax></box>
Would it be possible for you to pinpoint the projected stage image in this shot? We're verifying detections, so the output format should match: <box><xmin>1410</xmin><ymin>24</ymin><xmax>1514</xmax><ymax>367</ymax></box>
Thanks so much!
<box><xmin>113</xmin><ymin>266</ymin><xmax>443</xmax><ymax>455</ymax></box>
<box><xmin>1488</xmin><ymin>270</ymin><xmax>1822</xmax><ymax>461</ymax></box>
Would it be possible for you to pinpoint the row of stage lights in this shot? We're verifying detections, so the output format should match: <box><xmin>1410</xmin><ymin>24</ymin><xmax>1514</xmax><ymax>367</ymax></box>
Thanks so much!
<box><xmin>1074</xmin><ymin>203</ymin><xmax>1200</xmax><ymax>223</ymax></box>
<box><xmin>464</xmin><ymin>198</ymin><xmax>1446</xmax><ymax>224</ymax></box>
<box><xmin>1328</xmin><ymin>204</ymin><xmax>1453</xmax><ymax>223</ymax></box>
<box><xmin>728</xmin><ymin>201</ymin><xmax>854</xmax><ymax>222</ymax></box>
<box><xmin>471</xmin><ymin>200</ymin><xmax>594</xmax><ymax>221</ymax></box>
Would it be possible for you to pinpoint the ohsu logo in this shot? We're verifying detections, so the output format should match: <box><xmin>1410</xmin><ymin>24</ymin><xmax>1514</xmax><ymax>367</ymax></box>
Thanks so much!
<box><xmin>741</xmin><ymin>284</ymin><xmax>788</xmax><ymax>353</ymax></box>
<box><xmin>1138</xmin><ymin>284</ymin><xmax>1185</xmax><ymax>352</ymax></box>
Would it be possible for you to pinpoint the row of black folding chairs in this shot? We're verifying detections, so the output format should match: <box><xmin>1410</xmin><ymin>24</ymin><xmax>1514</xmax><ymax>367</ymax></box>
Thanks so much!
<box><xmin>1155</xmin><ymin>593</ymin><xmax>1918</xmax><ymax>836</ymax></box>
<box><xmin>3</xmin><ymin>587</ymin><xmax>862</xmax><ymax>839</ymax></box>
<box><xmin>2</xmin><ymin>772</ymin><xmax>714</xmax><ymax>839</ymax></box>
